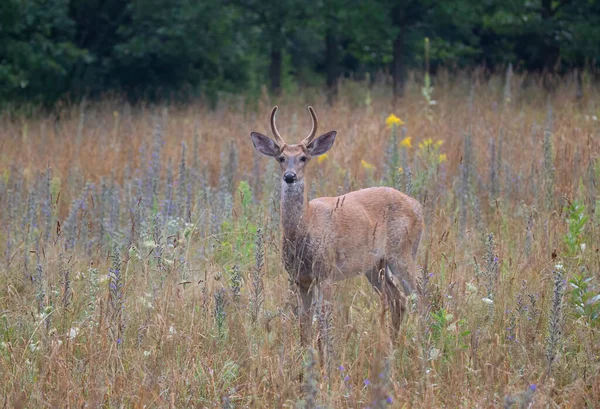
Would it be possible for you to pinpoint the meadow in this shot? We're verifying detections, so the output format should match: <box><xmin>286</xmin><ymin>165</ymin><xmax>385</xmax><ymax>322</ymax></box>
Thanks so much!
<box><xmin>1</xmin><ymin>70</ymin><xmax>599</xmax><ymax>408</ymax></box>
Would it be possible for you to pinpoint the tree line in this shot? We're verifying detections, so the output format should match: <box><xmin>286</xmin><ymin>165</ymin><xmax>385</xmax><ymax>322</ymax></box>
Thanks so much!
<box><xmin>1</xmin><ymin>0</ymin><xmax>599</xmax><ymax>105</ymax></box>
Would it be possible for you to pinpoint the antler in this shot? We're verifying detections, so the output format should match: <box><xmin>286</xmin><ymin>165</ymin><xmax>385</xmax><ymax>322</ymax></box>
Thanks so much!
<box><xmin>300</xmin><ymin>106</ymin><xmax>318</xmax><ymax>146</ymax></box>
<box><xmin>270</xmin><ymin>106</ymin><xmax>286</xmax><ymax>146</ymax></box>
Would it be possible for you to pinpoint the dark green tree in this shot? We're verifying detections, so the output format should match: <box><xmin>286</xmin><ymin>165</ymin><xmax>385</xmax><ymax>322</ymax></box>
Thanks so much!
<box><xmin>0</xmin><ymin>0</ymin><xmax>86</xmax><ymax>103</ymax></box>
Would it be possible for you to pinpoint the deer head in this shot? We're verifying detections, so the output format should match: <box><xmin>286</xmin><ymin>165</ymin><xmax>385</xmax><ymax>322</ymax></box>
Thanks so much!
<box><xmin>250</xmin><ymin>106</ymin><xmax>337</xmax><ymax>185</ymax></box>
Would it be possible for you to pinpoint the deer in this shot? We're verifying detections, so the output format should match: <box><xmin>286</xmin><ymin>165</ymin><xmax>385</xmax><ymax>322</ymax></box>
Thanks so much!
<box><xmin>250</xmin><ymin>106</ymin><xmax>424</xmax><ymax>354</ymax></box>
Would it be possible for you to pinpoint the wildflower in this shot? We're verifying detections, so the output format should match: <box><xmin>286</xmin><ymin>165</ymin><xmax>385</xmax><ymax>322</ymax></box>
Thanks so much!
<box><xmin>344</xmin><ymin>375</ymin><xmax>350</xmax><ymax>381</ymax></box>
<box><xmin>435</xmin><ymin>140</ymin><xmax>444</xmax><ymax>147</ymax></box>
<box><xmin>385</xmin><ymin>114</ymin><xmax>405</xmax><ymax>128</ymax></box>
<box><xmin>144</xmin><ymin>350</ymin><xmax>151</xmax><ymax>357</ymax></box>
<box><xmin>438</xmin><ymin>153</ymin><xmax>447</xmax><ymax>163</ymax></box>
<box><xmin>418</xmin><ymin>138</ymin><xmax>434</xmax><ymax>150</ymax></box>
<box><xmin>482</xmin><ymin>297</ymin><xmax>494</xmax><ymax>305</ymax></box>
<box><xmin>338</xmin><ymin>365</ymin><xmax>345</xmax><ymax>371</ymax></box>
<box><xmin>400</xmin><ymin>136</ymin><xmax>412</xmax><ymax>148</ymax></box>
<box><xmin>397</xmin><ymin>167</ymin><xmax>403</xmax><ymax>174</ymax></box>
<box><xmin>364</xmin><ymin>379</ymin><xmax>371</xmax><ymax>386</ymax></box>
<box><xmin>317</xmin><ymin>153</ymin><xmax>329</xmax><ymax>164</ymax></box>
<box><xmin>429</xmin><ymin>347</ymin><xmax>441</xmax><ymax>360</ymax></box>
<box><xmin>69</xmin><ymin>327</ymin><xmax>79</xmax><ymax>340</ymax></box>
<box><xmin>386</xmin><ymin>396</ymin><xmax>393</xmax><ymax>404</ymax></box>
<box><xmin>361</xmin><ymin>159</ymin><xmax>375</xmax><ymax>171</ymax></box>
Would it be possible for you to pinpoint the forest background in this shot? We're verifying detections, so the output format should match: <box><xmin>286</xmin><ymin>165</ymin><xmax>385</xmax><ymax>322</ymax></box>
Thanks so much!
<box><xmin>2</xmin><ymin>0</ymin><xmax>600</xmax><ymax>106</ymax></box>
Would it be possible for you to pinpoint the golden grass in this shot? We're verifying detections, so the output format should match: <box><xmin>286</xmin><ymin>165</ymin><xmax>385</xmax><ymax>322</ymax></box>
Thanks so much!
<box><xmin>0</xmin><ymin>71</ymin><xmax>599</xmax><ymax>408</ymax></box>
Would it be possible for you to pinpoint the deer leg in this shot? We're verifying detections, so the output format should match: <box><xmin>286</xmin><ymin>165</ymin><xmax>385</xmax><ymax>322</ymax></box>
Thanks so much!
<box><xmin>386</xmin><ymin>260</ymin><xmax>414</xmax><ymax>340</ymax></box>
<box><xmin>317</xmin><ymin>279</ymin><xmax>335</xmax><ymax>378</ymax></box>
<box><xmin>297</xmin><ymin>282</ymin><xmax>314</xmax><ymax>348</ymax></box>
<box><xmin>366</xmin><ymin>260</ymin><xmax>407</xmax><ymax>342</ymax></box>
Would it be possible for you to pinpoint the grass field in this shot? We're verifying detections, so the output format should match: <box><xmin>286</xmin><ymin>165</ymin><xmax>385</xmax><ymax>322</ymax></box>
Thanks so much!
<box><xmin>1</xmin><ymin>71</ymin><xmax>599</xmax><ymax>408</ymax></box>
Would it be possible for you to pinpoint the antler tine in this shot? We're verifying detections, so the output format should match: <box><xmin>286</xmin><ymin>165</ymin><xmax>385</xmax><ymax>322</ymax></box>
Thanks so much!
<box><xmin>270</xmin><ymin>106</ymin><xmax>286</xmax><ymax>146</ymax></box>
<box><xmin>300</xmin><ymin>106</ymin><xmax>318</xmax><ymax>146</ymax></box>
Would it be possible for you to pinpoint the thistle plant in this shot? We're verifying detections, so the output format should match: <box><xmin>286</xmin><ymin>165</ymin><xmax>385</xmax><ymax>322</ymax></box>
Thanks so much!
<box><xmin>458</xmin><ymin>130</ymin><xmax>473</xmax><ymax>239</ymax></box>
<box><xmin>488</xmin><ymin>136</ymin><xmax>499</xmax><ymax>200</ymax></box>
<box><xmin>163</xmin><ymin>158</ymin><xmax>174</xmax><ymax>218</ymax></box>
<box><xmin>542</xmin><ymin>128</ymin><xmax>555</xmax><ymax>211</ymax></box>
<box><xmin>405</xmin><ymin>169</ymin><xmax>413</xmax><ymax>196</ymax></box>
<box><xmin>59</xmin><ymin>253</ymin><xmax>72</xmax><ymax>309</ymax></box>
<box><xmin>475</xmin><ymin>233</ymin><xmax>499</xmax><ymax>317</ymax></box>
<box><xmin>86</xmin><ymin>264</ymin><xmax>99</xmax><ymax>320</ymax></box>
<box><xmin>108</xmin><ymin>245</ymin><xmax>124</xmax><ymax>343</ymax></box>
<box><xmin>214</xmin><ymin>287</ymin><xmax>227</xmax><ymax>339</ymax></box>
<box><xmin>524</xmin><ymin>210</ymin><xmax>535</xmax><ymax>257</ymax></box>
<box><xmin>177</xmin><ymin>142</ymin><xmax>187</xmax><ymax>220</ymax></box>
<box><xmin>251</xmin><ymin>228</ymin><xmax>264</xmax><ymax>323</ymax></box>
<box><xmin>229</xmin><ymin>264</ymin><xmax>242</xmax><ymax>302</ymax></box>
<box><xmin>34</xmin><ymin>262</ymin><xmax>46</xmax><ymax>315</ymax></box>
<box><xmin>546</xmin><ymin>266</ymin><xmax>565</xmax><ymax>376</ymax></box>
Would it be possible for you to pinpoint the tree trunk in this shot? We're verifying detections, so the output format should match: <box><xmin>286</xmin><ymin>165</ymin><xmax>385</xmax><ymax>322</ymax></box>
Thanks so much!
<box><xmin>325</xmin><ymin>28</ymin><xmax>338</xmax><ymax>105</ymax></box>
<box><xmin>270</xmin><ymin>44</ymin><xmax>282</xmax><ymax>95</ymax></box>
<box><xmin>392</xmin><ymin>26</ymin><xmax>406</xmax><ymax>100</ymax></box>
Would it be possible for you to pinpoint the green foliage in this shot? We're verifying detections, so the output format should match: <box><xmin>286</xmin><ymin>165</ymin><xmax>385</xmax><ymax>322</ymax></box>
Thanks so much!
<box><xmin>113</xmin><ymin>0</ymin><xmax>250</xmax><ymax>100</ymax></box>
<box><xmin>563</xmin><ymin>199</ymin><xmax>588</xmax><ymax>258</ymax></box>
<box><xmin>429</xmin><ymin>308</ymin><xmax>470</xmax><ymax>362</ymax></box>
<box><xmin>568</xmin><ymin>273</ymin><xmax>600</xmax><ymax>328</ymax></box>
<box><xmin>0</xmin><ymin>0</ymin><xmax>87</xmax><ymax>104</ymax></box>
<box><xmin>0</xmin><ymin>0</ymin><xmax>599</xmax><ymax>104</ymax></box>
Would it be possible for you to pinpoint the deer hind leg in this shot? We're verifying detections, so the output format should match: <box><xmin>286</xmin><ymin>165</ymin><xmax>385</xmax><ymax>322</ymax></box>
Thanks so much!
<box><xmin>365</xmin><ymin>260</ymin><xmax>409</xmax><ymax>341</ymax></box>
<box><xmin>387</xmin><ymin>259</ymin><xmax>415</xmax><ymax>338</ymax></box>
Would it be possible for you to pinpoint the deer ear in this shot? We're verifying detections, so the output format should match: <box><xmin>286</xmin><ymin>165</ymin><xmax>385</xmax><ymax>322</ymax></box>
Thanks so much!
<box><xmin>306</xmin><ymin>131</ymin><xmax>336</xmax><ymax>156</ymax></box>
<box><xmin>250</xmin><ymin>132</ymin><xmax>281</xmax><ymax>157</ymax></box>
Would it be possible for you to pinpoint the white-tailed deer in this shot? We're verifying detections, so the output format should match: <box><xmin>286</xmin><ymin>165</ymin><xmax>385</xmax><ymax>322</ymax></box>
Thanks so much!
<box><xmin>250</xmin><ymin>106</ymin><xmax>424</xmax><ymax>347</ymax></box>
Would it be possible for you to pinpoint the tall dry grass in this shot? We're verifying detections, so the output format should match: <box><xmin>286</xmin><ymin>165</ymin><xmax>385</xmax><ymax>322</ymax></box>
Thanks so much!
<box><xmin>0</xmin><ymin>70</ymin><xmax>599</xmax><ymax>408</ymax></box>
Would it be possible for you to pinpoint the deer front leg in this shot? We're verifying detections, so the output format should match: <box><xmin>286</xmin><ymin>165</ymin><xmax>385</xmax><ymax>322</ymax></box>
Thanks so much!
<box><xmin>297</xmin><ymin>282</ymin><xmax>314</xmax><ymax>347</ymax></box>
<box><xmin>317</xmin><ymin>279</ymin><xmax>335</xmax><ymax>379</ymax></box>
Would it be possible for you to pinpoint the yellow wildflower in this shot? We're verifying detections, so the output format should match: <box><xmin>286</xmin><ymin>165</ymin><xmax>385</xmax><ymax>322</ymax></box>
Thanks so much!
<box><xmin>385</xmin><ymin>114</ymin><xmax>405</xmax><ymax>128</ymax></box>
<box><xmin>436</xmin><ymin>140</ymin><xmax>444</xmax><ymax>147</ymax></box>
<box><xmin>418</xmin><ymin>138</ymin><xmax>434</xmax><ymax>150</ymax></box>
<box><xmin>400</xmin><ymin>136</ymin><xmax>412</xmax><ymax>148</ymax></box>
<box><xmin>361</xmin><ymin>159</ymin><xmax>375</xmax><ymax>171</ymax></box>
<box><xmin>397</xmin><ymin>167</ymin><xmax>404</xmax><ymax>174</ymax></box>
<box><xmin>317</xmin><ymin>153</ymin><xmax>329</xmax><ymax>164</ymax></box>
<box><xmin>438</xmin><ymin>153</ymin><xmax>447</xmax><ymax>163</ymax></box>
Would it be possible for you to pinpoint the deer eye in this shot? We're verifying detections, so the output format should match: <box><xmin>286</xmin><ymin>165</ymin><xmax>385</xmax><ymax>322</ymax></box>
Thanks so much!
<box><xmin>300</xmin><ymin>156</ymin><xmax>307</xmax><ymax>162</ymax></box>
<box><xmin>277</xmin><ymin>156</ymin><xmax>285</xmax><ymax>163</ymax></box>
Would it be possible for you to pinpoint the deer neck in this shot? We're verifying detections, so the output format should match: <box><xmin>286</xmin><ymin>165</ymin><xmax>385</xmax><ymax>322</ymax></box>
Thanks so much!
<box><xmin>280</xmin><ymin>179</ymin><xmax>309</xmax><ymax>241</ymax></box>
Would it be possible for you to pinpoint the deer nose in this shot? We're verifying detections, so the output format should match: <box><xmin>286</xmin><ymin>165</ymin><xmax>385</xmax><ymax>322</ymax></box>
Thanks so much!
<box><xmin>283</xmin><ymin>171</ymin><xmax>297</xmax><ymax>184</ymax></box>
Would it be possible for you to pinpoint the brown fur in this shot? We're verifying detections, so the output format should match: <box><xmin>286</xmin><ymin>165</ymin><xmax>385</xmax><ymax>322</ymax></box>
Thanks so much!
<box><xmin>251</xmin><ymin>106</ymin><xmax>424</xmax><ymax>347</ymax></box>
